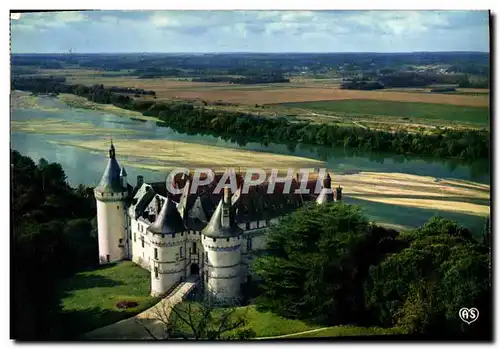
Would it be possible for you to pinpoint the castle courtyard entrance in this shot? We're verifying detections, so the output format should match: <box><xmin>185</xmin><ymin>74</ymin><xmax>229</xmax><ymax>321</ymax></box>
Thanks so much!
<box><xmin>190</xmin><ymin>263</ymin><xmax>200</xmax><ymax>276</ymax></box>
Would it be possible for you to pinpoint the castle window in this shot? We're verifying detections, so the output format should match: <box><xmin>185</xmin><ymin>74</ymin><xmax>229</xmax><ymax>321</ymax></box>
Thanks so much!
<box><xmin>205</xmin><ymin>252</ymin><xmax>208</xmax><ymax>263</ymax></box>
<box><xmin>173</xmin><ymin>233</ymin><xmax>176</xmax><ymax>238</ymax></box>
<box><xmin>227</xmin><ymin>238</ymin><xmax>230</xmax><ymax>242</ymax></box>
<box><xmin>117</xmin><ymin>205</ymin><xmax>119</xmax><ymax>210</ymax></box>
<box><xmin>192</xmin><ymin>242</ymin><xmax>197</xmax><ymax>254</ymax></box>
<box><xmin>154</xmin><ymin>248</ymin><xmax>158</xmax><ymax>260</ymax></box>
<box><xmin>154</xmin><ymin>267</ymin><xmax>158</xmax><ymax>279</ymax></box>
<box><xmin>180</xmin><ymin>247</ymin><xmax>183</xmax><ymax>258</ymax></box>
<box><xmin>245</xmin><ymin>222</ymin><xmax>250</xmax><ymax>230</ymax></box>
<box><xmin>134</xmin><ymin>233</ymin><xmax>136</xmax><ymax>242</ymax></box>
<box><xmin>106</xmin><ymin>255</ymin><xmax>110</xmax><ymax>263</ymax></box>
<box><xmin>213</xmin><ymin>238</ymin><xmax>216</xmax><ymax>242</ymax></box>
<box><xmin>181</xmin><ymin>232</ymin><xmax>183</xmax><ymax>236</ymax></box>
<box><xmin>141</xmin><ymin>237</ymin><xmax>144</xmax><ymax>248</ymax></box>
<box><xmin>119</xmin><ymin>238</ymin><xmax>123</xmax><ymax>246</ymax></box>
<box><xmin>247</xmin><ymin>238</ymin><xmax>252</xmax><ymax>252</ymax></box>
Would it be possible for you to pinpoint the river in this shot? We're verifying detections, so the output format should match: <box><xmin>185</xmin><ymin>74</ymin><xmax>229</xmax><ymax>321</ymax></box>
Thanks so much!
<box><xmin>11</xmin><ymin>92</ymin><xmax>490</xmax><ymax>234</ymax></box>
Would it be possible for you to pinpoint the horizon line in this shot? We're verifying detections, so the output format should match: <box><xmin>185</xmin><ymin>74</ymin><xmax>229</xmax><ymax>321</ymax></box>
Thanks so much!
<box><xmin>11</xmin><ymin>50</ymin><xmax>490</xmax><ymax>55</ymax></box>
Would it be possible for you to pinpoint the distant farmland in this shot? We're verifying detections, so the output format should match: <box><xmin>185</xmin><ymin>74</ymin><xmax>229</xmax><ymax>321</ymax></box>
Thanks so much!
<box><xmin>279</xmin><ymin>100</ymin><xmax>490</xmax><ymax>125</ymax></box>
<box><xmin>56</xmin><ymin>72</ymin><xmax>490</xmax><ymax>107</ymax></box>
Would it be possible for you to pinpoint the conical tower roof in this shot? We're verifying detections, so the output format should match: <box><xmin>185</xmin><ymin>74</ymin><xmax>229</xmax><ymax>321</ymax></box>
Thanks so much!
<box><xmin>148</xmin><ymin>196</ymin><xmax>185</xmax><ymax>234</ymax></box>
<box><xmin>95</xmin><ymin>142</ymin><xmax>126</xmax><ymax>193</ymax></box>
<box><xmin>201</xmin><ymin>200</ymin><xmax>241</xmax><ymax>238</ymax></box>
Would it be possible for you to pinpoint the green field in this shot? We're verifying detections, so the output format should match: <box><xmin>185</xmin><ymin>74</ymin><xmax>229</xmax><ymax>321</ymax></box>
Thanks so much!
<box><xmin>57</xmin><ymin>261</ymin><xmax>159</xmax><ymax>339</ymax></box>
<box><xmin>171</xmin><ymin>303</ymin><xmax>321</xmax><ymax>338</ymax></box>
<box><xmin>171</xmin><ymin>303</ymin><xmax>401</xmax><ymax>339</ymax></box>
<box><xmin>283</xmin><ymin>325</ymin><xmax>406</xmax><ymax>338</ymax></box>
<box><xmin>280</xmin><ymin>100</ymin><xmax>490</xmax><ymax>125</ymax></box>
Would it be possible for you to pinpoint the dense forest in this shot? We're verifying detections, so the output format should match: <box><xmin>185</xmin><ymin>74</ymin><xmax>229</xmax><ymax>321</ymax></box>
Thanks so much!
<box><xmin>11</xmin><ymin>77</ymin><xmax>490</xmax><ymax>161</ymax></box>
<box><xmin>11</xmin><ymin>150</ymin><xmax>98</xmax><ymax>340</ymax></box>
<box><xmin>191</xmin><ymin>74</ymin><xmax>289</xmax><ymax>84</ymax></box>
<box><xmin>253</xmin><ymin>203</ymin><xmax>492</xmax><ymax>339</ymax></box>
<box><xmin>341</xmin><ymin>71</ymin><xmax>489</xmax><ymax>90</ymax></box>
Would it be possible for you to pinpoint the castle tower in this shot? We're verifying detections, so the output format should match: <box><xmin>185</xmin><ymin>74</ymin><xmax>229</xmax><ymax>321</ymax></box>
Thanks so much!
<box><xmin>148</xmin><ymin>196</ymin><xmax>186</xmax><ymax>297</ymax></box>
<box><xmin>316</xmin><ymin>172</ymin><xmax>334</xmax><ymax>205</ymax></box>
<box><xmin>201</xmin><ymin>186</ymin><xmax>243</xmax><ymax>303</ymax></box>
<box><xmin>94</xmin><ymin>142</ymin><xmax>129</xmax><ymax>264</ymax></box>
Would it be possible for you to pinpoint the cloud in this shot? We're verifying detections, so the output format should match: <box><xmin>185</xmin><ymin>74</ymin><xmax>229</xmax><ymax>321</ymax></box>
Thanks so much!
<box><xmin>10</xmin><ymin>10</ymin><xmax>490</xmax><ymax>53</ymax></box>
<box><xmin>11</xmin><ymin>11</ymin><xmax>87</xmax><ymax>32</ymax></box>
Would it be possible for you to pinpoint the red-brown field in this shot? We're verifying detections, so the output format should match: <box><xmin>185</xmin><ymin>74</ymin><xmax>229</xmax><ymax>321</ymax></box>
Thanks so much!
<box><xmin>64</xmin><ymin>75</ymin><xmax>489</xmax><ymax>107</ymax></box>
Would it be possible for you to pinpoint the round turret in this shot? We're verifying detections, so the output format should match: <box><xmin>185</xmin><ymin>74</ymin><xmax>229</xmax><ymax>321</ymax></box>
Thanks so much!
<box><xmin>148</xmin><ymin>196</ymin><xmax>187</xmax><ymax>297</ymax></box>
<box><xmin>94</xmin><ymin>142</ymin><xmax>129</xmax><ymax>264</ymax></box>
<box><xmin>201</xmin><ymin>187</ymin><xmax>243</xmax><ymax>303</ymax></box>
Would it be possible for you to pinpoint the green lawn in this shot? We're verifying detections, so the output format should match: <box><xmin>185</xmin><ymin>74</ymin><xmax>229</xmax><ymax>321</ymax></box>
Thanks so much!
<box><xmin>171</xmin><ymin>303</ymin><xmax>402</xmax><ymax>339</ymax></box>
<box><xmin>284</xmin><ymin>325</ymin><xmax>406</xmax><ymax>338</ymax></box>
<box><xmin>279</xmin><ymin>100</ymin><xmax>490</xmax><ymax>125</ymax></box>
<box><xmin>171</xmin><ymin>303</ymin><xmax>321</xmax><ymax>338</ymax></box>
<box><xmin>57</xmin><ymin>261</ymin><xmax>159</xmax><ymax>339</ymax></box>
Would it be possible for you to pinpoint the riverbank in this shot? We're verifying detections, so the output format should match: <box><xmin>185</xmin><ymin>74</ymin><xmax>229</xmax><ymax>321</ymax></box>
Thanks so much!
<box><xmin>11</xmin><ymin>80</ymin><xmax>490</xmax><ymax>161</ymax></box>
<box><xmin>12</xmin><ymin>119</ymin><xmax>139</xmax><ymax>136</ymax></box>
<box><xmin>59</xmin><ymin>94</ymin><xmax>159</xmax><ymax>121</ymax></box>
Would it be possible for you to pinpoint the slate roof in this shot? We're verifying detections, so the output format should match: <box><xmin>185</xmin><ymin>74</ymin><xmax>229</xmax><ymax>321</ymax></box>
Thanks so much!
<box><xmin>201</xmin><ymin>200</ymin><xmax>242</xmax><ymax>238</ymax></box>
<box><xmin>147</xmin><ymin>196</ymin><xmax>186</xmax><ymax>234</ymax></box>
<box><xmin>95</xmin><ymin>157</ymin><xmax>126</xmax><ymax>193</ymax></box>
<box><xmin>129</xmin><ymin>172</ymin><xmax>338</xmax><ymax>234</ymax></box>
<box><xmin>128</xmin><ymin>183</ymin><xmax>156</xmax><ymax>219</ymax></box>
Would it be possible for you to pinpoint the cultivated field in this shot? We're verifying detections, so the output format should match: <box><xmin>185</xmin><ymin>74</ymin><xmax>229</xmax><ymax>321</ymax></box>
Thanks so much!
<box><xmin>279</xmin><ymin>100</ymin><xmax>490</xmax><ymax>125</ymax></box>
<box><xmin>35</xmin><ymin>69</ymin><xmax>488</xmax><ymax>108</ymax></box>
<box><xmin>22</xmin><ymin>69</ymin><xmax>491</xmax><ymax>133</ymax></box>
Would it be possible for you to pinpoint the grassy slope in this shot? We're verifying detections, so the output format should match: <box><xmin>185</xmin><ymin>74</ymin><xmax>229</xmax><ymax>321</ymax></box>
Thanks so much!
<box><xmin>171</xmin><ymin>303</ymin><xmax>400</xmax><ymax>338</ymax></box>
<box><xmin>279</xmin><ymin>100</ymin><xmax>490</xmax><ymax>125</ymax></box>
<box><xmin>57</xmin><ymin>261</ymin><xmax>159</xmax><ymax>338</ymax></box>
<box><xmin>171</xmin><ymin>303</ymin><xmax>319</xmax><ymax>337</ymax></box>
<box><xmin>283</xmin><ymin>325</ymin><xmax>406</xmax><ymax>338</ymax></box>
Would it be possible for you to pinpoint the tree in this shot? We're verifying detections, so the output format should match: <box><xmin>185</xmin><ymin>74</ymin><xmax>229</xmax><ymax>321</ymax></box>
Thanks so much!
<box><xmin>11</xmin><ymin>151</ymin><xmax>97</xmax><ymax>340</ymax></box>
<box><xmin>138</xmin><ymin>289</ymin><xmax>253</xmax><ymax>340</ymax></box>
<box><xmin>364</xmin><ymin>217</ymin><xmax>491</xmax><ymax>337</ymax></box>
<box><xmin>252</xmin><ymin>203</ymin><xmax>399</xmax><ymax>323</ymax></box>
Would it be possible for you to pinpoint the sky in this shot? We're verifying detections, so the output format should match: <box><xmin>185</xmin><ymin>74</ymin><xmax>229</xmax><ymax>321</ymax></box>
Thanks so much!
<box><xmin>10</xmin><ymin>10</ymin><xmax>490</xmax><ymax>53</ymax></box>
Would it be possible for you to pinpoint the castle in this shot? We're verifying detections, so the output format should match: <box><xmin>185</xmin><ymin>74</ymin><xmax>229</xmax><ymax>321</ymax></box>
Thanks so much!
<box><xmin>94</xmin><ymin>143</ymin><xmax>342</xmax><ymax>302</ymax></box>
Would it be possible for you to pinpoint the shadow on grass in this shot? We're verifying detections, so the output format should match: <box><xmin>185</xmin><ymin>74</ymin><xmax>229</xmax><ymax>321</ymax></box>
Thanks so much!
<box><xmin>59</xmin><ymin>273</ymin><xmax>125</xmax><ymax>294</ymax></box>
<box><xmin>57</xmin><ymin>307</ymin><xmax>120</xmax><ymax>340</ymax></box>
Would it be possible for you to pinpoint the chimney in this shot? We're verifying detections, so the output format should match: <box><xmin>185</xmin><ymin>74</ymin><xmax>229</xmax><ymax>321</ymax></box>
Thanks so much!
<box><xmin>224</xmin><ymin>186</ymin><xmax>232</xmax><ymax>205</ymax></box>
<box><xmin>155</xmin><ymin>195</ymin><xmax>161</xmax><ymax>214</ymax></box>
<box><xmin>335</xmin><ymin>185</ymin><xmax>343</xmax><ymax>202</ymax></box>
<box><xmin>137</xmin><ymin>175</ymin><xmax>144</xmax><ymax>188</ymax></box>
<box><xmin>221</xmin><ymin>186</ymin><xmax>232</xmax><ymax>228</ymax></box>
<box><xmin>323</xmin><ymin>172</ymin><xmax>331</xmax><ymax>189</ymax></box>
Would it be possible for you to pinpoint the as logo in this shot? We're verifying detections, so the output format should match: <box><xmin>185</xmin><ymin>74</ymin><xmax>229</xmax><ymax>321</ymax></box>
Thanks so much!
<box><xmin>459</xmin><ymin>308</ymin><xmax>479</xmax><ymax>325</ymax></box>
